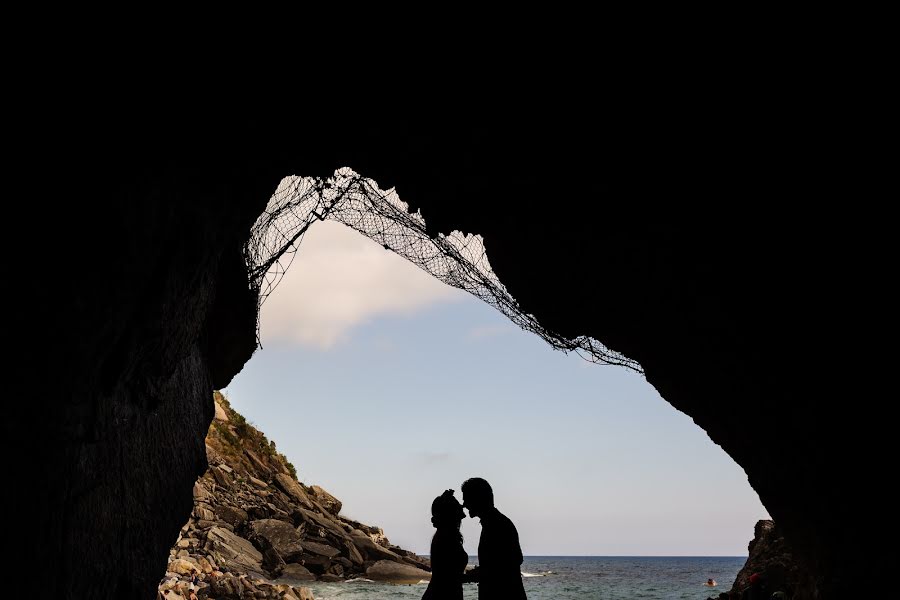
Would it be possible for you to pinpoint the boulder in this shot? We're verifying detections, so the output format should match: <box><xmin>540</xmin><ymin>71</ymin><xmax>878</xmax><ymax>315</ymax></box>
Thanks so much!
<box><xmin>264</xmin><ymin>502</ymin><xmax>291</xmax><ymax>520</ymax></box>
<box><xmin>204</xmin><ymin>526</ymin><xmax>266</xmax><ymax>578</ymax></box>
<box><xmin>302</xmin><ymin>540</ymin><xmax>340</xmax><ymax>558</ymax></box>
<box><xmin>298</xmin><ymin>553</ymin><xmax>332</xmax><ymax>574</ymax></box>
<box><xmin>197</xmin><ymin>555</ymin><xmax>215</xmax><ymax>574</ymax></box>
<box><xmin>248</xmin><ymin>505</ymin><xmax>272</xmax><ymax>521</ymax></box>
<box><xmin>393</xmin><ymin>547</ymin><xmax>431</xmax><ymax>570</ymax></box>
<box><xmin>263</xmin><ymin>546</ymin><xmax>286</xmax><ymax>577</ymax></box>
<box><xmin>248</xmin><ymin>475</ymin><xmax>268</xmax><ymax>489</ymax></box>
<box><xmin>244</xmin><ymin>448</ymin><xmax>271</xmax><ymax>476</ymax></box>
<box><xmin>343</xmin><ymin>540</ymin><xmax>365</xmax><ymax>565</ymax></box>
<box><xmin>167</xmin><ymin>558</ymin><xmax>198</xmax><ymax>576</ymax></box>
<box><xmin>192</xmin><ymin>505</ymin><xmax>216</xmax><ymax>521</ymax></box>
<box><xmin>192</xmin><ymin>481</ymin><xmax>212</xmax><ymax>502</ymax></box>
<box><xmin>278</xmin><ymin>563</ymin><xmax>317</xmax><ymax>583</ymax></box>
<box><xmin>274</xmin><ymin>473</ymin><xmax>313</xmax><ymax>508</ymax></box>
<box><xmin>211</xmin><ymin>466</ymin><xmax>232</xmax><ymax>488</ymax></box>
<box><xmin>365</xmin><ymin>560</ymin><xmax>432</xmax><ymax>584</ymax></box>
<box><xmin>208</xmin><ymin>574</ymin><xmax>248</xmax><ymax>598</ymax></box>
<box><xmin>295</xmin><ymin>507</ymin><xmax>348</xmax><ymax>540</ymax></box>
<box><xmin>215</xmin><ymin>505</ymin><xmax>248</xmax><ymax>527</ymax></box>
<box><xmin>311</xmin><ymin>485</ymin><xmax>343</xmax><ymax>515</ymax></box>
<box><xmin>249</xmin><ymin>518</ymin><xmax>304</xmax><ymax>561</ymax></box>
<box><xmin>402</xmin><ymin>555</ymin><xmax>432</xmax><ymax>571</ymax></box>
<box><xmin>367</xmin><ymin>526</ymin><xmax>390</xmax><ymax>547</ymax></box>
<box><xmin>349</xmin><ymin>529</ymin><xmax>401</xmax><ymax>561</ymax></box>
<box><xmin>272</xmin><ymin>583</ymin><xmax>315</xmax><ymax>600</ymax></box>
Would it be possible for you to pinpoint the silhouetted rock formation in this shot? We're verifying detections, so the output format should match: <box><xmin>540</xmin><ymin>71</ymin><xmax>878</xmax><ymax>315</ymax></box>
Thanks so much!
<box><xmin>159</xmin><ymin>393</ymin><xmax>430</xmax><ymax>598</ymax></box>
<box><xmin>731</xmin><ymin>520</ymin><xmax>807</xmax><ymax>598</ymax></box>
<box><xmin>708</xmin><ymin>520</ymin><xmax>809</xmax><ymax>600</ymax></box>
<box><xmin>11</xmin><ymin>111</ymin><xmax>890</xmax><ymax>599</ymax></box>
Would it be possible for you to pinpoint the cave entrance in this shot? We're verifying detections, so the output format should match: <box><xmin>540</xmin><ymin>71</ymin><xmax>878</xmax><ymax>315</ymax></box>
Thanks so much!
<box><xmin>220</xmin><ymin>169</ymin><xmax>769</xmax><ymax>593</ymax></box>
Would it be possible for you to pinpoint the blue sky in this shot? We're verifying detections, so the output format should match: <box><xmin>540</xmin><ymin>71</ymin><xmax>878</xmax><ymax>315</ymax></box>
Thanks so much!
<box><xmin>222</xmin><ymin>220</ymin><xmax>769</xmax><ymax>556</ymax></box>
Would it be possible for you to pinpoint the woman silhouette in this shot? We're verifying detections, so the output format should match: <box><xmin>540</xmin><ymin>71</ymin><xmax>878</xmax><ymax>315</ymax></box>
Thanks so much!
<box><xmin>422</xmin><ymin>489</ymin><xmax>468</xmax><ymax>600</ymax></box>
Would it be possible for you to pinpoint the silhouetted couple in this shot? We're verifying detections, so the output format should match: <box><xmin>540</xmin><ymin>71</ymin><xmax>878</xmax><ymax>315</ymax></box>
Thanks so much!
<box><xmin>422</xmin><ymin>477</ymin><xmax>527</xmax><ymax>600</ymax></box>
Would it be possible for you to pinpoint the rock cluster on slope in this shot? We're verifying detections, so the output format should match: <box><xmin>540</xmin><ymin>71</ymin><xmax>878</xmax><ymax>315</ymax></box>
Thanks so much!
<box><xmin>158</xmin><ymin>392</ymin><xmax>431</xmax><ymax>599</ymax></box>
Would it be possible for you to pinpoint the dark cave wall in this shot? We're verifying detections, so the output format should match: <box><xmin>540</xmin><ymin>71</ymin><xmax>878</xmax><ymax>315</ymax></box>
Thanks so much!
<box><xmin>7</xmin><ymin>113</ymin><xmax>889</xmax><ymax>599</ymax></box>
<box><xmin>9</xmin><ymin>167</ymin><xmax>265</xmax><ymax>598</ymax></box>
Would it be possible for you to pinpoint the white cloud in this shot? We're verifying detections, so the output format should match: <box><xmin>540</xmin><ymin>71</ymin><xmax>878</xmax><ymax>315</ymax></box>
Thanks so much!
<box><xmin>259</xmin><ymin>220</ymin><xmax>467</xmax><ymax>349</ymax></box>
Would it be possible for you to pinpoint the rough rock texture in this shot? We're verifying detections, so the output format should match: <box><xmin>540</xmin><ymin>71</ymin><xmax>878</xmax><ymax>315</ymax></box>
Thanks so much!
<box><xmin>10</xmin><ymin>110</ymin><xmax>891</xmax><ymax>599</ymax></box>
<box><xmin>711</xmin><ymin>520</ymin><xmax>810</xmax><ymax>599</ymax></box>
<box><xmin>10</xmin><ymin>163</ymin><xmax>264</xmax><ymax>599</ymax></box>
<box><xmin>730</xmin><ymin>520</ymin><xmax>815</xmax><ymax>600</ymax></box>
<box><xmin>158</xmin><ymin>393</ymin><xmax>430</xmax><ymax>596</ymax></box>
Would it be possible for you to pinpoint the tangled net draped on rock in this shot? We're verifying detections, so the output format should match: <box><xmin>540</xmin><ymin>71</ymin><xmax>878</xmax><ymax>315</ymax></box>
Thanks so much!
<box><xmin>243</xmin><ymin>168</ymin><xmax>642</xmax><ymax>373</ymax></box>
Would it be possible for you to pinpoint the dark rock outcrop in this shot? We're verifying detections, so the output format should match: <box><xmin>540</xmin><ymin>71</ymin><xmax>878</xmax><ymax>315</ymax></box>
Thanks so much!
<box><xmin>10</xmin><ymin>174</ymin><xmax>266</xmax><ymax>599</ymax></box>
<box><xmin>724</xmin><ymin>520</ymin><xmax>810</xmax><ymax>599</ymax></box>
<box><xmin>708</xmin><ymin>520</ymin><xmax>811</xmax><ymax>600</ymax></box>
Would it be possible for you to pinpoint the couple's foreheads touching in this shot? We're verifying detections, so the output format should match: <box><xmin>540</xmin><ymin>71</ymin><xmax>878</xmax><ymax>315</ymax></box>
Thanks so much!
<box><xmin>423</xmin><ymin>477</ymin><xmax>527</xmax><ymax>600</ymax></box>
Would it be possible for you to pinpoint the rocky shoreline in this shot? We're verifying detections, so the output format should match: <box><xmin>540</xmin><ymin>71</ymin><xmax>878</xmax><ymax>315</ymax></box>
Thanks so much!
<box><xmin>158</xmin><ymin>392</ymin><xmax>431</xmax><ymax>599</ymax></box>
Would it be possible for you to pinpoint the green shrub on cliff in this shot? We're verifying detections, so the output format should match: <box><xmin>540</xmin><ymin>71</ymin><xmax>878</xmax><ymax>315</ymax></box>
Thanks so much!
<box><xmin>281</xmin><ymin>455</ymin><xmax>298</xmax><ymax>479</ymax></box>
<box><xmin>209</xmin><ymin>391</ymin><xmax>301</xmax><ymax>482</ymax></box>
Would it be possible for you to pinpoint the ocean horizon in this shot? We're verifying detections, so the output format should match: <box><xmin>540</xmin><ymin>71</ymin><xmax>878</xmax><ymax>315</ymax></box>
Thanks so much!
<box><xmin>302</xmin><ymin>555</ymin><xmax>747</xmax><ymax>599</ymax></box>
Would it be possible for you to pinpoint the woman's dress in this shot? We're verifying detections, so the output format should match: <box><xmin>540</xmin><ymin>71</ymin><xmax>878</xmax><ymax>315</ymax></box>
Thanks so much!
<box><xmin>422</xmin><ymin>530</ymin><xmax>468</xmax><ymax>600</ymax></box>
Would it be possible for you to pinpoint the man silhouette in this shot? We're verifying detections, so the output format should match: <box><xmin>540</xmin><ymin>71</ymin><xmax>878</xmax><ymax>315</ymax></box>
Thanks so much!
<box><xmin>461</xmin><ymin>477</ymin><xmax>527</xmax><ymax>599</ymax></box>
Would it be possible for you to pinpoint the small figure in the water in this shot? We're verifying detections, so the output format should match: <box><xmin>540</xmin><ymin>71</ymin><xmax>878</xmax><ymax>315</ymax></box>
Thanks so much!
<box><xmin>705</xmin><ymin>578</ymin><xmax>717</xmax><ymax>586</ymax></box>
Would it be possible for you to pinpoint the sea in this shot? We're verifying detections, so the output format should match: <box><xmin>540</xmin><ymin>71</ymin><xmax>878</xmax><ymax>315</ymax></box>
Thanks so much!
<box><xmin>301</xmin><ymin>556</ymin><xmax>744</xmax><ymax>599</ymax></box>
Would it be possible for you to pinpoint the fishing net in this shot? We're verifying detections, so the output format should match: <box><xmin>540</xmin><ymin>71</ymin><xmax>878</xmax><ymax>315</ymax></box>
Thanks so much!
<box><xmin>243</xmin><ymin>168</ymin><xmax>641</xmax><ymax>373</ymax></box>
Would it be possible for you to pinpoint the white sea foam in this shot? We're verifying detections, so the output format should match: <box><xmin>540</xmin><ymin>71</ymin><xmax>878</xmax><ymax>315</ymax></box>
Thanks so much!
<box><xmin>345</xmin><ymin>577</ymin><xmax>375</xmax><ymax>583</ymax></box>
<box><xmin>522</xmin><ymin>571</ymin><xmax>546</xmax><ymax>577</ymax></box>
